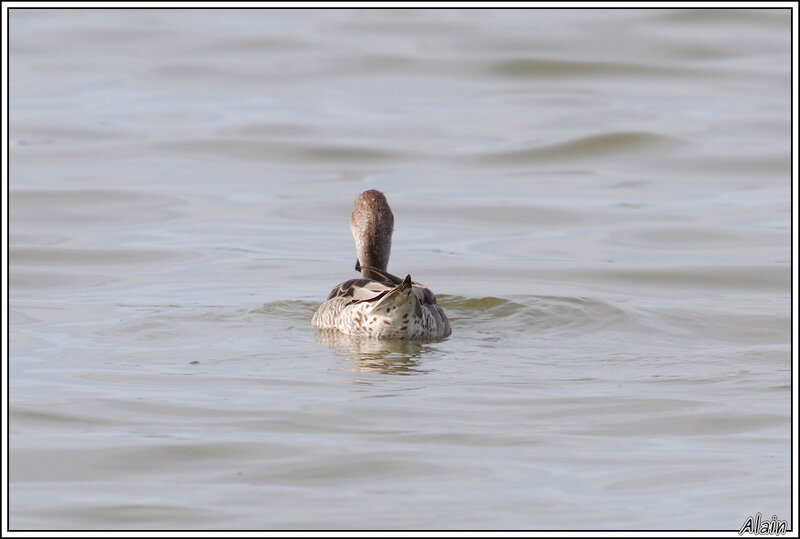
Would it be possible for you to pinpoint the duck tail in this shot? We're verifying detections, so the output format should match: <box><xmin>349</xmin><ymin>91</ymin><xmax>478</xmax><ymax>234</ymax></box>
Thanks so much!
<box><xmin>373</xmin><ymin>274</ymin><xmax>422</xmax><ymax>317</ymax></box>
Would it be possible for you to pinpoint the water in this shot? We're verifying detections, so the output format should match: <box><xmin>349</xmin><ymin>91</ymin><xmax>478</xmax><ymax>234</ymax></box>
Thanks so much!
<box><xmin>7</xmin><ymin>8</ymin><xmax>792</xmax><ymax>531</ymax></box>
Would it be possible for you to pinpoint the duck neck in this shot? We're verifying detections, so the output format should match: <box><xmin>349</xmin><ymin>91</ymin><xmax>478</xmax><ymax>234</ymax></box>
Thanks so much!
<box><xmin>350</xmin><ymin>189</ymin><xmax>394</xmax><ymax>282</ymax></box>
<box><xmin>356</xmin><ymin>240</ymin><xmax>391</xmax><ymax>281</ymax></box>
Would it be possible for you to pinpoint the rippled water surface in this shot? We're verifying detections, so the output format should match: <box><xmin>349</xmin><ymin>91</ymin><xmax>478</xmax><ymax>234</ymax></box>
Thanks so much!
<box><xmin>7</xmin><ymin>8</ymin><xmax>793</xmax><ymax>530</ymax></box>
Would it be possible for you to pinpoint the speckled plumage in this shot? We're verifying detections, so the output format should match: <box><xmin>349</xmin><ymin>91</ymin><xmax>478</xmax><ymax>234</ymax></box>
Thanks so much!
<box><xmin>312</xmin><ymin>274</ymin><xmax>451</xmax><ymax>339</ymax></box>
<box><xmin>311</xmin><ymin>190</ymin><xmax>451</xmax><ymax>340</ymax></box>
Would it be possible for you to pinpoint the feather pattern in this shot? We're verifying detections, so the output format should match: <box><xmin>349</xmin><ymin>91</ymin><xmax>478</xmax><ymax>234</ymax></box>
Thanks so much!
<box><xmin>312</xmin><ymin>275</ymin><xmax>451</xmax><ymax>339</ymax></box>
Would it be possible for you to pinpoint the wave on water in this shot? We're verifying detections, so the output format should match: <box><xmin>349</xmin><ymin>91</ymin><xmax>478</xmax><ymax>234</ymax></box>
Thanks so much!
<box><xmin>253</xmin><ymin>294</ymin><xmax>633</xmax><ymax>370</ymax></box>
<box><xmin>437</xmin><ymin>294</ymin><xmax>631</xmax><ymax>336</ymax></box>
<box><xmin>257</xmin><ymin>294</ymin><xmax>631</xmax><ymax>343</ymax></box>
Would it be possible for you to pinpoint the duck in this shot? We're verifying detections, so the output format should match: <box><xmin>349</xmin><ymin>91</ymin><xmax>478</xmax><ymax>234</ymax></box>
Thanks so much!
<box><xmin>311</xmin><ymin>189</ymin><xmax>451</xmax><ymax>340</ymax></box>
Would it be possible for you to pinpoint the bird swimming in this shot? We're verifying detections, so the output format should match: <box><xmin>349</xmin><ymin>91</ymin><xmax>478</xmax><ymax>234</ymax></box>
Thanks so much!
<box><xmin>311</xmin><ymin>189</ymin><xmax>451</xmax><ymax>340</ymax></box>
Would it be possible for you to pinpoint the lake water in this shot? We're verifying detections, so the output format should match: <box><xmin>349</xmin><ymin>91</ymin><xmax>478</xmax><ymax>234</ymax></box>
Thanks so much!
<box><xmin>7</xmin><ymin>7</ymin><xmax>794</xmax><ymax>531</ymax></box>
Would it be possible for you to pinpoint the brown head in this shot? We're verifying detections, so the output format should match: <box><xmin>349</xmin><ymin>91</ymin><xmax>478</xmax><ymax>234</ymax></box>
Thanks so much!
<box><xmin>350</xmin><ymin>189</ymin><xmax>394</xmax><ymax>280</ymax></box>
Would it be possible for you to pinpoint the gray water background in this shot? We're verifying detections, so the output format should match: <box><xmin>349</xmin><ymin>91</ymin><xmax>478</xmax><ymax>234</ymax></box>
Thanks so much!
<box><xmin>8</xmin><ymin>8</ymin><xmax>793</xmax><ymax>530</ymax></box>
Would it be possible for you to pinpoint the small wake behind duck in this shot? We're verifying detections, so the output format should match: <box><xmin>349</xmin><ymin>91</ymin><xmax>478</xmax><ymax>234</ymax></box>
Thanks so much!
<box><xmin>311</xmin><ymin>190</ymin><xmax>451</xmax><ymax>340</ymax></box>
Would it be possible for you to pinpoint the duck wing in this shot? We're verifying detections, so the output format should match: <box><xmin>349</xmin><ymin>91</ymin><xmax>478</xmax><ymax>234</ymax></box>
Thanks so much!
<box><xmin>354</xmin><ymin>262</ymin><xmax>442</xmax><ymax>307</ymax></box>
<box><xmin>313</xmin><ymin>278</ymin><xmax>394</xmax><ymax>329</ymax></box>
<box><xmin>325</xmin><ymin>278</ymin><xmax>393</xmax><ymax>302</ymax></box>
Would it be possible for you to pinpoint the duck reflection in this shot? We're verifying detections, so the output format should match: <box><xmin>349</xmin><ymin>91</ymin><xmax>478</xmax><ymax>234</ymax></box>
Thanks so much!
<box><xmin>314</xmin><ymin>330</ymin><xmax>429</xmax><ymax>374</ymax></box>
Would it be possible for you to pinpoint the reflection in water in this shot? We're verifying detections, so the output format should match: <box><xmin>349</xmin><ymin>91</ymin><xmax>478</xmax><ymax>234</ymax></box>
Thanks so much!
<box><xmin>314</xmin><ymin>329</ymin><xmax>428</xmax><ymax>374</ymax></box>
